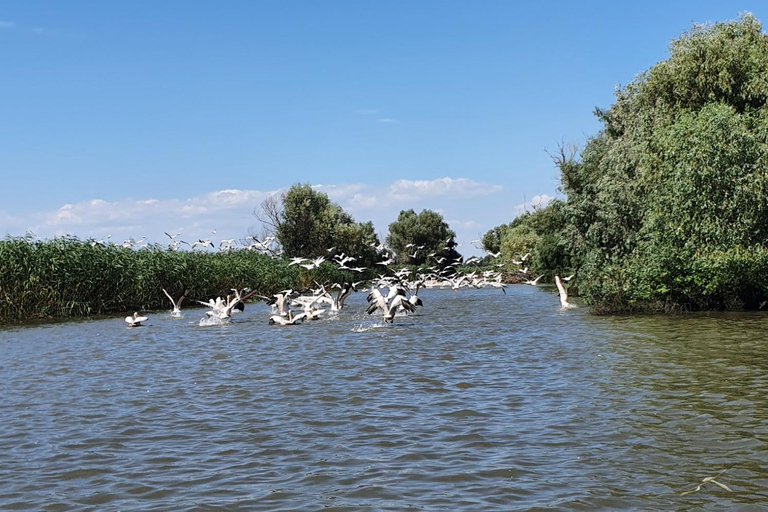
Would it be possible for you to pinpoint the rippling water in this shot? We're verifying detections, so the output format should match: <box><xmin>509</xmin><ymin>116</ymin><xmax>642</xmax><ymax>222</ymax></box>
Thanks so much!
<box><xmin>2</xmin><ymin>285</ymin><xmax>768</xmax><ymax>511</ymax></box>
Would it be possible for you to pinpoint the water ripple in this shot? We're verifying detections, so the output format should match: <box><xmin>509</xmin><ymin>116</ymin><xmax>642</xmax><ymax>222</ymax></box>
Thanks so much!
<box><xmin>1</xmin><ymin>287</ymin><xmax>767</xmax><ymax>509</ymax></box>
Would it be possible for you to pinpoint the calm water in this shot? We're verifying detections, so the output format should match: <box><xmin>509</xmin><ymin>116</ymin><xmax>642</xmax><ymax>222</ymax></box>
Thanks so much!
<box><xmin>1</xmin><ymin>285</ymin><xmax>767</xmax><ymax>511</ymax></box>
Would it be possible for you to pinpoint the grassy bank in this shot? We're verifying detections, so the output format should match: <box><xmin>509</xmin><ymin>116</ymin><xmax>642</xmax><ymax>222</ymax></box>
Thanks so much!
<box><xmin>0</xmin><ymin>235</ymin><xmax>355</xmax><ymax>323</ymax></box>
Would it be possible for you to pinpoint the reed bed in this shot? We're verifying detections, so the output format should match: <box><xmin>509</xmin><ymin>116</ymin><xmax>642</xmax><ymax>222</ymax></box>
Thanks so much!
<box><xmin>0</xmin><ymin>235</ymin><xmax>310</xmax><ymax>323</ymax></box>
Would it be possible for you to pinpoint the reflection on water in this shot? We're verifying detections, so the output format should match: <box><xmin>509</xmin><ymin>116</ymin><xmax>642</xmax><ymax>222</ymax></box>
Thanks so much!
<box><xmin>1</xmin><ymin>286</ymin><xmax>767</xmax><ymax>510</ymax></box>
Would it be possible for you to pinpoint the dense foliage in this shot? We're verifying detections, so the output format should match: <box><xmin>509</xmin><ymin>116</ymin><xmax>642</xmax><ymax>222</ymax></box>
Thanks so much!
<box><xmin>275</xmin><ymin>184</ymin><xmax>380</xmax><ymax>266</ymax></box>
<box><xmin>558</xmin><ymin>13</ymin><xmax>768</xmax><ymax>312</ymax></box>
<box><xmin>386</xmin><ymin>209</ymin><xmax>461</xmax><ymax>265</ymax></box>
<box><xmin>482</xmin><ymin>200</ymin><xmax>574</xmax><ymax>279</ymax></box>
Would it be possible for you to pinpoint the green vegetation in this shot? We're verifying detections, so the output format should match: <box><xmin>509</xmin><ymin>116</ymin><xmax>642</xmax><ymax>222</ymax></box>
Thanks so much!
<box><xmin>264</xmin><ymin>183</ymin><xmax>380</xmax><ymax>267</ymax></box>
<box><xmin>481</xmin><ymin>14</ymin><xmax>768</xmax><ymax>312</ymax></box>
<box><xmin>386</xmin><ymin>209</ymin><xmax>461</xmax><ymax>265</ymax></box>
<box><xmin>551</xmin><ymin>13</ymin><xmax>768</xmax><ymax>312</ymax></box>
<box><xmin>0</xmin><ymin>235</ymin><xmax>299</xmax><ymax>323</ymax></box>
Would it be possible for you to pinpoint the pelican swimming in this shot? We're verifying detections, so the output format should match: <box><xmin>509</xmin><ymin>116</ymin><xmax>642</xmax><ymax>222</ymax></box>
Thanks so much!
<box><xmin>125</xmin><ymin>312</ymin><xmax>148</xmax><ymax>327</ymax></box>
<box><xmin>265</xmin><ymin>290</ymin><xmax>298</xmax><ymax>316</ymax></box>
<box><xmin>269</xmin><ymin>309</ymin><xmax>307</xmax><ymax>325</ymax></box>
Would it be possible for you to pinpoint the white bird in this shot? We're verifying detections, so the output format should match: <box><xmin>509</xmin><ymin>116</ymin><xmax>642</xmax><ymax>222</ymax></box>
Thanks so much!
<box><xmin>300</xmin><ymin>256</ymin><xmax>326</xmax><ymax>270</ymax></box>
<box><xmin>269</xmin><ymin>309</ymin><xmax>307</xmax><ymax>325</ymax></box>
<box><xmin>125</xmin><ymin>312</ymin><xmax>148</xmax><ymax>327</ymax></box>
<box><xmin>334</xmin><ymin>253</ymin><xmax>356</xmax><ymax>267</ymax></box>
<box><xmin>192</xmin><ymin>239</ymin><xmax>214</xmax><ymax>249</ymax></box>
<box><xmin>487</xmin><ymin>251</ymin><xmax>501</xmax><ymax>258</ymax></box>
<box><xmin>555</xmin><ymin>275</ymin><xmax>575</xmax><ymax>309</ymax></box>
<box><xmin>524</xmin><ymin>275</ymin><xmax>543</xmax><ymax>286</ymax></box>
<box><xmin>563</xmin><ymin>274</ymin><xmax>576</xmax><ymax>282</ymax></box>
<box><xmin>265</xmin><ymin>290</ymin><xmax>297</xmax><ymax>316</ymax></box>
<box><xmin>366</xmin><ymin>288</ymin><xmax>417</xmax><ymax>323</ymax></box>
<box><xmin>162</xmin><ymin>288</ymin><xmax>187</xmax><ymax>317</ymax></box>
<box><xmin>197</xmin><ymin>289</ymin><xmax>250</xmax><ymax>320</ymax></box>
<box><xmin>680</xmin><ymin>475</ymin><xmax>733</xmax><ymax>495</ymax></box>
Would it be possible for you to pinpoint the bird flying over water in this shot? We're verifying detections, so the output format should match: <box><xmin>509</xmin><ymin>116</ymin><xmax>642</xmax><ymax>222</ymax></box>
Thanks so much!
<box><xmin>162</xmin><ymin>288</ymin><xmax>187</xmax><ymax>317</ymax></box>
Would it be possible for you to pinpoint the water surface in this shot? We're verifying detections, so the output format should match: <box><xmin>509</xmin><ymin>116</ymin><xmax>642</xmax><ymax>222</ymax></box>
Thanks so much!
<box><xmin>1</xmin><ymin>285</ymin><xmax>767</xmax><ymax>510</ymax></box>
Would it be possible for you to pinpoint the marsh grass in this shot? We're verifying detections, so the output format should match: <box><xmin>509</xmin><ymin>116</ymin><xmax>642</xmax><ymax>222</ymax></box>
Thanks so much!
<box><xmin>0</xmin><ymin>235</ymin><xmax>304</xmax><ymax>323</ymax></box>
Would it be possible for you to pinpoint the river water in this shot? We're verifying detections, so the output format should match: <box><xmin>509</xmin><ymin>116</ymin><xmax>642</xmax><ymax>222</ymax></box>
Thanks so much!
<box><xmin>1</xmin><ymin>285</ymin><xmax>767</xmax><ymax>511</ymax></box>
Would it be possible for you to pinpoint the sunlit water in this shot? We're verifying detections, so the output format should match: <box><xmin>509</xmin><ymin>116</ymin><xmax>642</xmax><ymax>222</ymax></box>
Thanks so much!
<box><xmin>2</xmin><ymin>285</ymin><xmax>767</xmax><ymax>511</ymax></box>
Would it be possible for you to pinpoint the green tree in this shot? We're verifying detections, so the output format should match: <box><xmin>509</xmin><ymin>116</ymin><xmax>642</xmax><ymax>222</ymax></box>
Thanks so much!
<box><xmin>557</xmin><ymin>13</ymin><xmax>768</xmax><ymax>312</ymax></box>
<box><xmin>482</xmin><ymin>199</ymin><xmax>573</xmax><ymax>278</ymax></box>
<box><xmin>273</xmin><ymin>184</ymin><xmax>380</xmax><ymax>262</ymax></box>
<box><xmin>386</xmin><ymin>209</ymin><xmax>460</xmax><ymax>265</ymax></box>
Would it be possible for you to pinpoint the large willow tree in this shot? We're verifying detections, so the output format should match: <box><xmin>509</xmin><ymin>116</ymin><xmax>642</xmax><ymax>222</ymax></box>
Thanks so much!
<box><xmin>560</xmin><ymin>13</ymin><xmax>768</xmax><ymax>312</ymax></box>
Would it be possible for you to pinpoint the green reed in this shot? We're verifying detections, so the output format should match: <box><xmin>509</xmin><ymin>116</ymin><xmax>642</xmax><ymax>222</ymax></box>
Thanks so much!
<box><xmin>0</xmin><ymin>235</ymin><xmax>302</xmax><ymax>323</ymax></box>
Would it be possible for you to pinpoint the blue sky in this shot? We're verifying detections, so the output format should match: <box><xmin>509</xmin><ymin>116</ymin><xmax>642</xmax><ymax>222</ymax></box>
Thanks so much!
<box><xmin>1</xmin><ymin>1</ymin><xmax>765</xmax><ymax>256</ymax></box>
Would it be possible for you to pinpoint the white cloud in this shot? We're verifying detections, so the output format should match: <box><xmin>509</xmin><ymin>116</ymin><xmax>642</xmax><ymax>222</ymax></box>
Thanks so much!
<box><xmin>0</xmin><ymin>188</ymin><xmax>280</xmax><ymax>246</ymax></box>
<box><xmin>0</xmin><ymin>21</ymin><xmax>15</xmax><ymax>28</ymax></box>
<box><xmin>1</xmin><ymin>179</ymin><xmax>549</xmax><ymax>258</ymax></box>
<box><xmin>389</xmin><ymin>177</ymin><xmax>503</xmax><ymax>202</ymax></box>
<box><xmin>377</xmin><ymin>118</ymin><xmax>397</xmax><ymax>123</ymax></box>
<box><xmin>514</xmin><ymin>194</ymin><xmax>554</xmax><ymax>213</ymax></box>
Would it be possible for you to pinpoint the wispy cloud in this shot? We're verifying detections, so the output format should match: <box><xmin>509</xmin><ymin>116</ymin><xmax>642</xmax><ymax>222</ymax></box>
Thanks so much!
<box><xmin>0</xmin><ymin>20</ymin><xmax>14</xmax><ymax>29</ymax></box>
<box><xmin>377</xmin><ymin>118</ymin><xmax>397</xmax><ymax>123</ymax></box>
<box><xmin>388</xmin><ymin>177</ymin><xmax>502</xmax><ymax>202</ymax></box>
<box><xmin>314</xmin><ymin>177</ymin><xmax>502</xmax><ymax>211</ymax></box>
<box><xmin>514</xmin><ymin>194</ymin><xmax>554</xmax><ymax>213</ymax></box>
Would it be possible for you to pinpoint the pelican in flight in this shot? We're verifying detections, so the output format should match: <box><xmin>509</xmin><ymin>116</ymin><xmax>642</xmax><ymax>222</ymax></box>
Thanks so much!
<box><xmin>125</xmin><ymin>312</ymin><xmax>148</xmax><ymax>327</ymax></box>
<box><xmin>555</xmin><ymin>275</ymin><xmax>576</xmax><ymax>309</ymax></box>
<box><xmin>162</xmin><ymin>288</ymin><xmax>187</xmax><ymax>317</ymax></box>
<box><xmin>524</xmin><ymin>275</ymin><xmax>543</xmax><ymax>286</ymax></box>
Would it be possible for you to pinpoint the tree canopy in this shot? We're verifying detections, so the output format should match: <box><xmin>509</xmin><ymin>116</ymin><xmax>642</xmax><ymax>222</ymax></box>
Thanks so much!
<box><xmin>270</xmin><ymin>184</ymin><xmax>380</xmax><ymax>265</ymax></box>
<box><xmin>482</xmin><ymin>200</ymin><xmax>573</xmax><ymax>279</ymax></box>
<box><xmin>386</xmin><ymin>209</ymin><xmax>460</xmax><ymax>265</ymax></box>
<box><xmin>557</xmin><ymin>13</ymin><xmax>768</xmax><ymax>312</ymax></box>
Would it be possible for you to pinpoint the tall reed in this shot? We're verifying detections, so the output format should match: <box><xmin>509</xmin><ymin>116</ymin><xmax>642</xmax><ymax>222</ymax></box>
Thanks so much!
<box><xmin>0</xmin><ymin>235</ymin><xmax>301</xmax><ymax>323</ymax></box>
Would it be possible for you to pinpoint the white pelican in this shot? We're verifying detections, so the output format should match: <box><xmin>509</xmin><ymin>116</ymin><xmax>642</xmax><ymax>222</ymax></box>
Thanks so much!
<box><xmin>265</xmin><ymin>290</ymin><xmax>297</xmax><ymax>316</ymax></box>
<box><xmin>162</xmin><ymin>288</ymin><xmax>187</xmax><ymax>317</ymax></box>
<box><xmin>300</xmin><ymin>256</ymin><xmax>326</xmax><ymax>270</ymax></box>
<box><xmin>125</xmin><ymin>312</ymin><xmax>148</xmax><ymax>327</ymax></box>
<box><xmin>191</xmin><ymin>239</ymin><xmax>214</xmax><ymax>249</ymax></box>
<box><xmin>524</xmin><ymin>275</ymin><xmax>543</xmax><ymax>286</ymax></box>
<box><xmin>269</xmin><ymin>309</ymin><xmax>307</xmax><ymax>325</ymax></box>
<box><xmin>555</xmin><ymin>275</ymin><xmax>575</xmax><ymax>309</ymax></box>
<box><xmin>366</xmin><ymin>288</ymin><xmax>417</xmax><ymax>323</ymax></box>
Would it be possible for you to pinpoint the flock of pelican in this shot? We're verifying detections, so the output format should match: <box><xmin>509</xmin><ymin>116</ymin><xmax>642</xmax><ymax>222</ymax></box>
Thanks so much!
<box><xmin>124</xmin><ymin>237</ymin><xmax>576</xmax><ymax>328</ymax></box>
